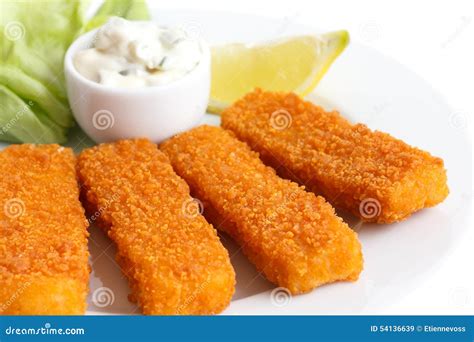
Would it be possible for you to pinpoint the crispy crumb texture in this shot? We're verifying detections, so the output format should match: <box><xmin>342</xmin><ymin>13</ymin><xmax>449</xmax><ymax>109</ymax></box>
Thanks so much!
<box><xmin>221</xmin><ymin>89</ymin><xmax>449</xmax><ymax>223</ymax></box>
<box><xmin>161</xmin><ymin>126</ymin><xmax>363</xmax><ymax>294</ymax></box>
<box><xmin>0</xmin><ymin>144</ymin><xmax>89</xmax><ymax>315</ymax></box>
<box><xmin>77</xmin><ymin>139</ymin><xmax>235</xmax><ymax>315</ymax></box>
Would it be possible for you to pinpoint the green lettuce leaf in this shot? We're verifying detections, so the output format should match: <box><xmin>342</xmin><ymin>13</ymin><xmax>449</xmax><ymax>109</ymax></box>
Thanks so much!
<box><xmin>0</xmin><ymin>0</ymin><xmax>150</xmax><ymax>144</ymax></box>
<box><xmin>85</xmin><ymin>0</ymin><xmax>150</xmax><ymax>31</ymax></box>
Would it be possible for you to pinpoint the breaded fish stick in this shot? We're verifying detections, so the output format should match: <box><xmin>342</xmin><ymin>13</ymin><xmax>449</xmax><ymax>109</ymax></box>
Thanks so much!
<box><xmin>161</xmin><ymin>126</ymin><xmax>363</xmax><ymax>294</ymax></box>
<box><xmin>222</xmin><ymin>89</ymin><xmax>449</xmax><ymax>223</ymax></box>
<box><xmin>0</xmin><ymin>145</ymin><xmax>89</xmax><ymax>315</ymax></box>
<box><xmin>77</xmin><ymin>139</ymin><xmax>235</xmax><ymax>315</ymax></box>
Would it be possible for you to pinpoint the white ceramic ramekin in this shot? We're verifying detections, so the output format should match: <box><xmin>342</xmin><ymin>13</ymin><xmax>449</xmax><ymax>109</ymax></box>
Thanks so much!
<box><xmin>64</xmin><ymin>26</ymin><xmax>210</xmax><ymax>143</ymax></box>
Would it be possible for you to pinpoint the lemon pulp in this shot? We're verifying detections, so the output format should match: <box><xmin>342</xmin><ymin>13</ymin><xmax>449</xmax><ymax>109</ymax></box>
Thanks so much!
<box><xmin>209</xmin><ymin>30</ymin><xmax>349</xmax><ymax>113</ymax></box>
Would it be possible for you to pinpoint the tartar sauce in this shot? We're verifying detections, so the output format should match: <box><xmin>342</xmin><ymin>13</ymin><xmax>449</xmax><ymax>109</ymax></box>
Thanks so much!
<box><xmin>74</xmin><ymin>17</ymin><xmax>202</xmax><ymax>88</ymax></box>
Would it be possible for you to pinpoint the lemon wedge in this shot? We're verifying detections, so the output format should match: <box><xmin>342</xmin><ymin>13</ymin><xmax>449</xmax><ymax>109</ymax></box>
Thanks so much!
<box><xmin>208</xmin><ymin>30</ymin><xmax>349</xmax><ymax>113</ymax></box>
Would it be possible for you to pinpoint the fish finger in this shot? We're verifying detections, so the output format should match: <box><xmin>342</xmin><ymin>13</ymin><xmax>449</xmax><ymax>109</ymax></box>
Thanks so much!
<box><xmin>161</xmin><ymin>126</ymin><xmax>363</xmax><ymax>294</ymax></box>
<box><xmin>0</xmin><ymin>144</ymin><xmax>89</xmax><ymax>315</ymax></box>
<box><xmin>221</xmin><ymin>89</ymin><xmax>449</xmax><ymax>223</ymax></box>
<box><xmin>77</xmin><ymin>139</ymin><xmax>235</xmax><ymax>315</ymax></box>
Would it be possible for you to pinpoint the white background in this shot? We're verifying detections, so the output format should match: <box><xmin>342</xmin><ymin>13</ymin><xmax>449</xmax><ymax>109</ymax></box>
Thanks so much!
<box><xmin>149</xmin><ymin>0</ymin><xmax>474</xmax><ymax>314</ymax></box>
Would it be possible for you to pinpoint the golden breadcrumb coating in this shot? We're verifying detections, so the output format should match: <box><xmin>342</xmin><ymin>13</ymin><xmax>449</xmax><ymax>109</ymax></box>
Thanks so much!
<box><xmin>0</xmin><ymin>144</ymin><xmax>89</xmax><ymax>315</ymax></box>
<box><xmin>77</xmin><ymin>139</ymin><xmax>235</xmax><ymax>315</ymax></box>
<box><xmin>160</xmin><ymin>126</ymin><xmax>363</xmax><ymax>294</ymax></box>
<box><xmin>221</xmin><ymin>89</ymin><xmax>449</xmax><ymax>223</ymax></box>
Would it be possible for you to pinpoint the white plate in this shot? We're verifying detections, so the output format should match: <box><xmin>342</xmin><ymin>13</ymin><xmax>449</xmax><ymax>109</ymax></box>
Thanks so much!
<box><xmin>1</xmin><ymin>10</ymin><xmax>471</xmax><ymax>315</ymax></box>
